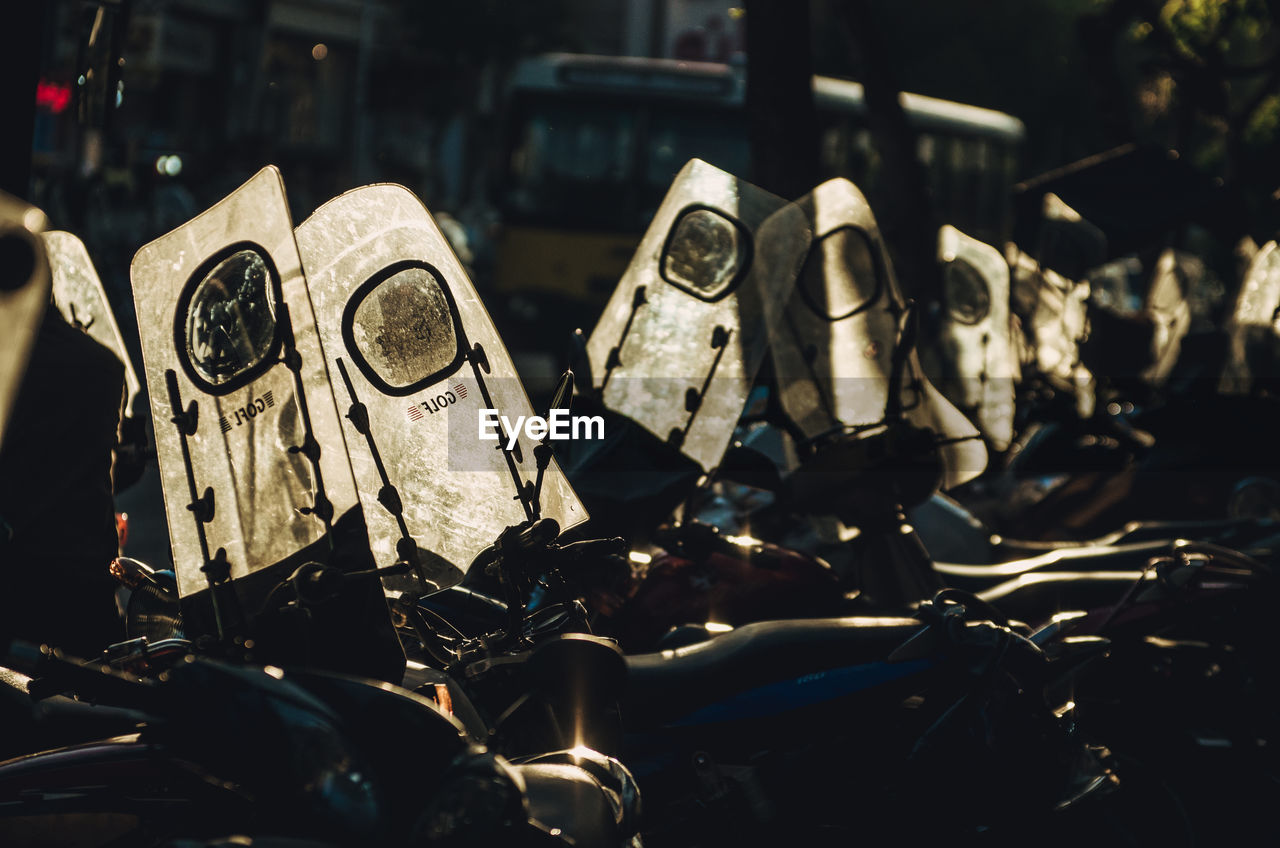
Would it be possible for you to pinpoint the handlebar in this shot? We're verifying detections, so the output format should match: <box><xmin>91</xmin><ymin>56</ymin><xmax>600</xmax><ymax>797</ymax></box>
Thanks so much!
<box><xmin>4</xmin><ymin>638</ymin><xmax>159</xmax><ymax>710</ymax></box>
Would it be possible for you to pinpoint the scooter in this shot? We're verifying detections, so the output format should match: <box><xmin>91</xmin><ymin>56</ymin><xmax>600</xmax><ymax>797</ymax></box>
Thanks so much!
<box><xmin>0</xmin><ymin>168</ymin><xmax>643</xmax><ymax>847</ymax></box>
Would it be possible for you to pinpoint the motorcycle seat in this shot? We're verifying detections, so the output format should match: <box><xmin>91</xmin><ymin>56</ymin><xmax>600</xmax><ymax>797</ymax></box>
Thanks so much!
<box><xmin>624</xmin><ymin>616</ymin><xmax>925</xmax><ymax>728</ymax></box>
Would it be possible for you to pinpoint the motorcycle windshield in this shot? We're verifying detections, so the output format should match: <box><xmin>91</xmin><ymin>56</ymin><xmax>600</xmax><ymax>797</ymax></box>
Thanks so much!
<box><xmin>0</xmin><ymin>193</ymin><xmax>51</xmax><ymax>450</ymax></box>
<box><xmin>1142</xmin><ymin>248</ymin><xmax>1191</xmax><ymax>387</ymax></box>
<box><xmin>1010</xmin><ymin>247</ymin><xmax>1095</xmax><ymax>416</ymax></box>
<box><xmin>44</xmin><ymin>231</ymin><xmax>142</xmax><ymax>416</ymax></box>
<box><xmin>768</xmin><ymin>179</ymin><xmax>987</xmax><ymax>490</ymax></box>
<box><xmin>586</xmin><ymin>158</ymin><xmax>811</xmax><ymax>472</ymax></box>
<box><xmin>920</xmin><ymin>226</ymin><xmax>1017</xmax><ymax>451</ymax></box>
<box><xmin>1221</xmin><ymin>240</ymin><xmax>1280</xmax><ymax>395</ymax></box>
<box><xmin>131</xmin><ymin>167</ymin><xmax>360</xmax><ymax>599</ymax></box>
<box><xmin>296</xmin><ymin>184</ymin><xmax>586</xmax><ymax>593</ymax></box>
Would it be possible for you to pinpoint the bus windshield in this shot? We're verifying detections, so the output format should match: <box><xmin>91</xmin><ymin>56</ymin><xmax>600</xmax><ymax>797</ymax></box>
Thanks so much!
<box><xmin>492</xmin><ymin>53</ymin><xmax>1024</xmax><ymax>304</ymax></box>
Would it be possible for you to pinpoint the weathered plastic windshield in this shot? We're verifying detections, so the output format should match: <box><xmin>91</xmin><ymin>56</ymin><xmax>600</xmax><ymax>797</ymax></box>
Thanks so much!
<box><xmin>45</xmin><ymin>231</ymin><xmax>142</xmax><ymax>415</ymax></box>
<box><xmin>918</xmin><ymin>226</ymin><xmax>1016</xmax><ymax>451</ymax></box>
<box><xmin>132</xmin><ymin>168</ymin><xmax>360</xmax><ymax>598</ymax></box>
<box><xmin>769</xmin><ymin>179</ymin><xmax>987</xmax><ymax>490</ymax></box>
<box><xmin>1142</xmin><ymin>248</ymin><xmax>1192</xmax><ymax>387</ymax></box>
<box><xmin>298</xmin><ymin>184</ymin><xmax>587</xmax><ymax>594</ymax></box>
<box><xmin>1010</xmin><ymin>247</ymin><xmax>1094</xmax><ymax>416</ymax></box>
<box><xmin>587</xmin><ymin>158</ymin><xmax>811</xmax><ymax>472</ymax></box>
<box><xmin>1221</xmin><ymin>241</ymin><xmax>1280</xmax><ymax>395</ymax></box>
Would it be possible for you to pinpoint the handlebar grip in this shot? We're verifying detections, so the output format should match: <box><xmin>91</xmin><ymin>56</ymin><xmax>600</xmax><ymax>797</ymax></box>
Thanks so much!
<box><xmin>6</xmin><ymin>639</ymin><xmax>157</xmax><ymax>709</ymax></box>
<box><xmin>558</xmin><ymin>537</ymin><xmax>628</xmax><ymax>563</ymax></box>
<box><xmin>498</xmin><ymin>518</ymin><xmax>561</xmax><ymax>553</ymax></box>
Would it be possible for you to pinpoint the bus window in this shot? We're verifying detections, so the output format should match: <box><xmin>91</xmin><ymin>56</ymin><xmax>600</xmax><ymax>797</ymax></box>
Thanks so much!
<box><xmin>504</xmin><ymin>98</ymin><xmax>637</xmax><ymax>228</ymax></box>
<box><xmin>492</xmin><ymin>54</ymin><xmax>1024</xmax><ymax>307</ymax></box>
<box><xmin>644</xmin><ymin>108</ymin><xmax>749</xmax><ymax>219</ymax></box>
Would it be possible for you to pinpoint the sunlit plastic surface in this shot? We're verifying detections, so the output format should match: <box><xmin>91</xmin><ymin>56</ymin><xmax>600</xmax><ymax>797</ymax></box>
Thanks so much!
<box><xmin>45</xmin><ymin>231</ymin><xmax>142</xmax><ymax>415</ymax></box>
<box><xmin>768</xmin><ymin>179</ymin><xmax>987</xmax><ymax>490</ymax></box>
<box><xmin>1142</xmin><ymin>248</ymin><xmax>1191</xmax><ymax>387</ymax></box>
<box><xmin>297</xmin><ymin>184</ymin><xmax>586</xmax><ymax>592</ymax></box>
<box><xmin>1010</xmin><ymin>247</ymin><xmax>1095</xmax><ymax>418</ymax></box>
<box><xmin>796</xmin><ymin>226</ymin><xmax>878</xmax><ymax>320</ymax></box>
<box><xmin>131</xmin><ymin>167</ymin><xmax>360</xmax><ymax>598</ymax></box>
<box><xmin>1221</xmin><ymin>241</ymin><xmax>1280</xmax><ymax>395</ymax></box>
<box><xmin>0</xmin><ymin>192</ymin><xmax>50</xmax><ymax>450</ymax></box>
<box><xmin>587</xmin><ymin>158</ymin><xmax>811</xmax><ymax>472</ymax></box>
<box><xmin>920</xmin><ymin>226</ymin><xmax>1016</xmax><ymax>451</ymax></box>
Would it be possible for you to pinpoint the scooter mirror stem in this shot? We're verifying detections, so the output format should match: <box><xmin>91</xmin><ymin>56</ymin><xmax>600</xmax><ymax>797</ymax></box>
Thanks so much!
<box><xmin>531</xmin><ymin>370</ymin><xmax>575</xmax><ymax>517</ymax></box>
<box><xmin>884</xmin><ymin>300</ymin><xmax>917</xmax><ymax>423</ymax></box>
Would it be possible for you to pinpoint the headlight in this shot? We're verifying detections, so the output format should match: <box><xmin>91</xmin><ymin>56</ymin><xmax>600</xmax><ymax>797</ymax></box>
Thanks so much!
<box><xmin>346</xmin><ymin>262</ymin><xmax>464</xmax><ymax>393</ymax></box>
<box><xmin>943</xmin><ymin>258</ymin><xmax>991</xmax><ymax>326</ymax></box>
<box><xmin>797</xmin><ymin>226</ymin><xmax>878</xmax><ymax>320</ymax></box>
<box><xmin>660</xmin><ymin>206</ymin><xmax>749</xmax><ymax>301</ymax></box>
<box><xmin>183</xmin><ymin>247</ymin><xmax>277</xmax><ymax>388</ymax></box>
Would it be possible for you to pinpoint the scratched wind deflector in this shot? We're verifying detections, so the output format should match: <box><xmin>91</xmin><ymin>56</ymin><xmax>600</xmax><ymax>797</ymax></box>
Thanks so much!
<box><xmin>1221</xmin><ymin>241</ymin><xmax>1280</xmax><ymax>395</ymax></box>
<box><xmin>917</xmin><ymin>225</ymin><xmax>1018</xmax><ymax>452</ymax></box>
<box><xmin>767</xmin><ymin>178</ymin><xmax>988</xmax><ymax>491</ymax></box>
<box><xmin>296</xmin><ymin>183</ymin><xmax>586</xmax><ymax>594</ymax></box>
<box><xmin>586</xmin><ymin>158</ymin><xmax>812</xmax><ymax>473</ymax></box>
<box><xmin>131</xmin><ymin>166</ymin><xmax>361</xmax><ymax>606</ymax></box>
<box><xmin>44</xmin><ymin>231</ymin><xmax>142</xmax><ymax>417</ymax></box>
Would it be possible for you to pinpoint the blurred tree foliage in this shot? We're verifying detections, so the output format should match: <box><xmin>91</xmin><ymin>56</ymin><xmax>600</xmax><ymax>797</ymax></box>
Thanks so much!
<box><xmin>1108</xmin><ymin>1</ymin><xmax>1280</xmax><ymax>179</ymax></box>
<box><xmin>814</xmin><ymin>0</ymin><xmax>1280</xmax><ymax>238</ymax></box>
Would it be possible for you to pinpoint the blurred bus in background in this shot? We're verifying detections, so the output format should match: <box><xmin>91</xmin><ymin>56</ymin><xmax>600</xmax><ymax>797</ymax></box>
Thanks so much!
<box><xmin>490</xmin><ymin>52</ymin><xmax>1025</xmax><ymax>322</ymax></box>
